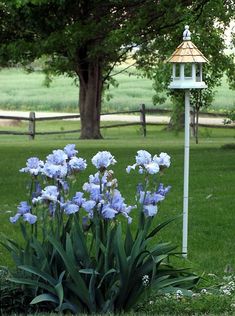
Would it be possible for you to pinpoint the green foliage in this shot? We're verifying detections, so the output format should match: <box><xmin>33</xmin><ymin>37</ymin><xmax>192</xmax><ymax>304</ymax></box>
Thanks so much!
<box><xmin>136</xmin><ymin>0</ymin><xmax>235</xmax><ymax>136</ymax></box>
<box><xmin>138</xmin><ymin>292</ymin><xmax>235</xmax><ymax>315</ymax></box>
<box><xmin>2</xmin><ymin>0</ymin><xmax>232</xmax><ymax>138</ymax></box>
<box><xmin>0</xmin><ymin>266</ymin><xmax>42</xmax><ymax>315</ymax></box>
<box><xmin>224</xmin><ymin>107</ymin><xmax>235</xmax><ymax>124</ymax></box>
<box><xmin>0</xmin><ymin>0</ymin><xmax>195</xmax><ymax>71</ymax></box>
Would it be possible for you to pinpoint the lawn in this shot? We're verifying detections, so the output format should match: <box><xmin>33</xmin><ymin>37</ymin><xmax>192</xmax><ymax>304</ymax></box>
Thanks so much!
<box><xmin>0</xmin><ymin>124</ymin><xmax>234</xmax><ymax>275</ymax></box>
<box><xmin>0</xmin><ymin>125</ymin><xmax>235</xmax><ymax>315</ymax></box>
<box><xmin>0</xmin><ymin>67</ymin><xmax>234</xmax><ymax>113</ymax></box>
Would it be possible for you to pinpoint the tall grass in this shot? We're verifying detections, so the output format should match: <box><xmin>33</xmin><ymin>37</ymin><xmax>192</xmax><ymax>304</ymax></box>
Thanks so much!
<box><xmin>0</xmin><ymin>67</ymin><xmax>234</xmax><ymax>113</ymax></box>
<box><xmin>0</xmin><ymin>125</ymin><xmax>234</xmax><ymax>276</ymax></box>
<box><xmin>0</xmin><ymin>68</ymin><xmax>79</xmax><ymax>112</ymax></box>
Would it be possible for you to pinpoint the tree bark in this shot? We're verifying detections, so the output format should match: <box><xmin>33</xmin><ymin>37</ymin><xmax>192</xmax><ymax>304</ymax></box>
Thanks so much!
<box><xmin>77</xmin><ymin>61</ymin><xmax>103</xmax><ymax>139</ymax></box>
<box><xmin>191</xmin><ymin>107</ymin><xmax>196</xmax><ymax>138</ymax></box>
<box><xmin>195</xmin><ymin>107</ymin><xmax>199</xmax><ymax>144</ymax></box>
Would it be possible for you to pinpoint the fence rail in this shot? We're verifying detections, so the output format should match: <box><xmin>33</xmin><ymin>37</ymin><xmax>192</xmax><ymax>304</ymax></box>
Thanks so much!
<box><xmin>0</xmin><ymin>105</ymin><xmax>234</xmax><ymax>139</ymax></box>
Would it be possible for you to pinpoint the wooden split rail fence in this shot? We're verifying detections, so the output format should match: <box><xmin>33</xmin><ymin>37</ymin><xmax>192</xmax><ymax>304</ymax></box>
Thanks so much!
<box><xmin>0</xmin><ymin>104</ymin><xmax>233</xmax><ymax>140</ymax></box>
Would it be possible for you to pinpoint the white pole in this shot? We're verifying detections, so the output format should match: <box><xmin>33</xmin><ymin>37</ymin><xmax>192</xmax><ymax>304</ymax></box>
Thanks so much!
<box><xmin>182</xmin><ymin>90</ymin><xmax>190</xmax><ymax>258</ymax></box>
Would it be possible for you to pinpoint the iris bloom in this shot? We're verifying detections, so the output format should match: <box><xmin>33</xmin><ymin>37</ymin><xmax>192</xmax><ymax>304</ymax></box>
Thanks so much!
<box><xmin>153</xmin><ymin>152</ymin><xmax>171</xmax><ymax>168</ymax></box>
<box><xmin>64</xmin><ymin>144</ymin><xmax>78</xmax><ymax>158</ymax></box>
<box><xmin>68</xmin><ymin>157</ymin><xmax>87</xmax><ymax>172</ymax></box>
<box><xmin>92</xmin><ymin>151</ymin><xmax>116</xmax><ymax>170</ymax></box>
<box><xmin>34</xmin><ymin>185</ymin><xmax>59</xmax><ymax>203</ymax></box>
<box><xmin>20</xmin><ymin>157</ymin><xmax>44</xmax><ymax>176</ymax></box>
<box><xmin>126</xmin><ymin>150</ymin><xmax>160</xmax><ymax>175</ymax></box>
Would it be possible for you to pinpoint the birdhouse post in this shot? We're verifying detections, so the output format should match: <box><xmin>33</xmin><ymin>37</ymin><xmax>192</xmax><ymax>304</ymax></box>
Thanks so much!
<box><xmin>168</xmin><ymin>26</ymin><xmax>208</xmax><ymax>257</ymax></box>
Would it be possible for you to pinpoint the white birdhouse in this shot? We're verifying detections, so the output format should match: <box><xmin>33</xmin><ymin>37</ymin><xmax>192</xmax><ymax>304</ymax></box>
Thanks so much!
<box><xmin>168</xmin><ymin>26</ymin><xmax>208</xmax><ymax>89</ymax></box>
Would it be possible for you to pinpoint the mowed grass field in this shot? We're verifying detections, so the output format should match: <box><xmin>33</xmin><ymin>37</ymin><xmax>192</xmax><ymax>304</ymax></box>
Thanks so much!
<box><xmin>0</xmin><ymin>124</ymin><xmax>234</xmax><ymax>277</ymax></box>
<box><xmin>0</xmin><ymin>67</ymin><xmax>234</xmax><ymax>113</ymax></box>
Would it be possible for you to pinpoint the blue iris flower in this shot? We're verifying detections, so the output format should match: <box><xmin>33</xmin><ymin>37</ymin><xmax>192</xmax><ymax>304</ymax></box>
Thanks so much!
<box><xmin>68</xmin><ymin>157</ymin><xmax>87</xmax><ymax>172</ymax></box>
<box><xmin>72</xmin><ymin>192</ymin><xmax>86</xmax><ymax>207</ymax></box>
<box><xmin>20</xmin><ymin>157</ymin><xmax>44</xmax><ymax>176</ymax></box>
<box><xmin>46</xmin><ymin>149</ymin><xmax>68</xmax><ymax>165</ymax></box>
<box><xmin>91</xmin><ymin>151</ymin><xmax>116</xmax><ymax>169</ymax></box>
<box><xmin>17</xmin><ymin>201</ymin><xmax>31</xmax><ymax>215</ymax></box>
<box><xmin>63</xmin><ymin>203</ymin><xmax>79</xmax><ymax>215</ymax></box>
<box><xmin>64</xmin><ymin>144</ymin><xmax>78</xmax><ymax>158</ymax></box>
<box><xmin>23</xmin><ymin>213</ymin><xmax>37</xmax><ymax>224</ymax></box>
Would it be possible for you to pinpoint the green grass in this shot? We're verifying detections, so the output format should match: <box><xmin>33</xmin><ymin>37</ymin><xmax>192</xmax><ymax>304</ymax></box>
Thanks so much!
<box><xmin>0</xmin><ymin>68</ymin><xmax>79</xmax><ymax>112</ymax></box>
<box><xmin>213</xmin><ymin>76</ymin><xmax>235</xmax><ymax>111</ymax></box>
<box><xmin>0</xmin><ymin>125</ymin><xmax>235</xmax><ymax>315</ymax></box>
<box><xmin>0</xmin><ymin>67</ymin><xmax>234</xmax><ymax>113</ymax></box>
<box><xmin>0</xmin><ymin>124</ymin><xmax>235</xmax><ymax>276</ymax></box>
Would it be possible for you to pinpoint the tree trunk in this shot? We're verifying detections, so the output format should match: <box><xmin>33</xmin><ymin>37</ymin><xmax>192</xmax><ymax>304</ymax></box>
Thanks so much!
<box><xmin>195</xmin><ymin>107</ymin><xmax>199</xmax><ymax>144</ymax></box>
<box><xmin>78</xmin><ymin>61</ymin><xmax>103</xmax><ymax>139</ymax></box>
<box><xmin>191</xmin><ymin>107</ymin><xmax>196</xmax><ymax>138</ymax></box>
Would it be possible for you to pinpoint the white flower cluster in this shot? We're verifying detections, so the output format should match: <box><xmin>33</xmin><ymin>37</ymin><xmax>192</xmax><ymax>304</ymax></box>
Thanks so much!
<box><xmin>126</xmin><ymin>150</ymin><xmax>170</xmax><ymax>175</ymax></box>
<box><xmin>223</xmin><ymin>275</ymin><xmax>234</xmax><ymax>282</ymax></box>
<box><xmin>220</xmin><ymin>280</ymin><xmax>235</xmax><ymax>296</ymax></box>
<box><xmin>200</xmin><ymin>288</ymin><xmax>208</xmax><ymax>295</ymax></box>
<box><xmin>142</xmin><ymin>275</ymin><xmax>150</xmax><ymax>287</ymax></box>
<box><xmin>164</xmin><ymin>293</ymin><xmax>172</xmax><ymax>300</ymax></box>
<box><xmin>176</xmin><ymin>289</ymin><xmax>184</xmax><ymax>300</ymax></box>
<box><xmin>160</xmin><ymin>274</ymin><xmax>235</xmax><ymax>303</ymax></box>
<box><xmin>0</xmin><ymin>267</ymin><xmax>9</xmax><ymax>281</ymax></box>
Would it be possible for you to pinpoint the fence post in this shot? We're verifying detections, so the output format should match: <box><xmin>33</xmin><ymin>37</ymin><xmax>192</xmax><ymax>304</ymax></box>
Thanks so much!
<box><xmin>29</xmin><ymin>112</ymin><xmax>35</xmax><ymax>140</ymax></box>
<box><xmin>140</xmin><ymin>104</ymin><xmax>146</xmax><ymax>137</ymax></box>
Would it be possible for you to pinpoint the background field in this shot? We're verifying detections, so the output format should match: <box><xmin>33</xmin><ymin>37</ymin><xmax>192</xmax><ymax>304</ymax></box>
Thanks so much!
<box><xmin>0</xmin><ymin>67</ymin><xmax>234</xmax><ymax>113</ymax></box>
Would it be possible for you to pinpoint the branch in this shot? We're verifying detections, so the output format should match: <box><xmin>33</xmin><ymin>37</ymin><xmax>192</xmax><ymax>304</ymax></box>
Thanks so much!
<box><xmin>192</xmin><ymin>0</ymin><xmax>211</xmax><ymax>21</ymax></box>
<box><xmin>102</xmin><ymin>45</ymin><xmax>137</xmax><ymax>83</ymax></box>
<box><xmin>110</xmin><ymin>61</ymin><xmax>137</xmax><ymax>77</ymax></box>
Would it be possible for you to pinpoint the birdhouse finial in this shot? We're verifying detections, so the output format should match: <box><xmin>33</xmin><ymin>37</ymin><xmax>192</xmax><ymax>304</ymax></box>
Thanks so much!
<box><xmin>183</xmin><ymin>25</ymin><xmax>191</xmax><ymax>41</ymax></box>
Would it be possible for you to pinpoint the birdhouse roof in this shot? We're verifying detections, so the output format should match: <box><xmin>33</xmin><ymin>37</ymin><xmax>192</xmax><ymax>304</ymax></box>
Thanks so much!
<box><xmin>167</xmin><ymin>40</ymin><xmax>208</xmax><ymax>63</ymax></box>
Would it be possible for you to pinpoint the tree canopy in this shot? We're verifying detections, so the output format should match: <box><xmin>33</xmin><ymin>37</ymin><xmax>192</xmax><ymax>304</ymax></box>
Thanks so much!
<box><xmin>0</xmin><ymin>0</ymin><xmax>234</xmax><ymax>138</ymax></box>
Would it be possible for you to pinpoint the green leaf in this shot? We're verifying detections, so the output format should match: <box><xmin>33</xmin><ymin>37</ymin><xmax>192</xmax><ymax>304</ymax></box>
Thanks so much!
<box><xmin>65</xmin><ymin>281</ymin><xmax>89</xmax><ymax>312</ymax></box>
<box><xmin>115</xmin><ymin>224</ymin><xmax>128</xmax><ymax>279</ymax></box>
<box><xmin>0</xmin><ymin>238</ymin><xmax>21</xmax><ymax>254</ymax></box>
<box><xmin>30</xmin><ymin>237</ymin><xmax>51</xmax><ymax>272</ymax></box>
<box><xmin>104</xmin><ymin>225</ymin><xmax>116</xmax><ymax>272</ymax></box>
<box><xmin>129</xmin><ymin>231</ymin><xmax>146</xmax><ymax>267</ymax></box>
<box><xmin>30</xmin><ymin>293</ymin><xmax>58</xmax><ymax>305</ymax></box>
<box><xmin>89</xmin><ymin>271</ymin><xmax>97</xmax><ymax>313</ymax></box>
<box><xmin>65</xmin><ymin>233</ymin><xmax>77</xmax><ymax>267</ymax></box>
<box><xmin>151</xmin><ymin>242</ymin><xmax>177</xmax><ymax>256</ymax></box>
<box><xmin>72</xmin><ymin>216</ymin><xmax>90</xmax><ymax>265</ymax></box>
<box><xmin>97</xmin><ymin>268</ymin><xmax>117</xmax><ymax>289</ymax></box>
<box><xmin>159</xmin><ymin>286</ymin><xmax>194</xmax><ymax>296</ymax></box>
<box><xmin>18</xmin><ymin>265</ymin><xmax>57</xmax><ymax>286</ymax></box>
<box><xmin>20</xmin><ymin>222</ymin><xmax>28</xmax><ymax>241</ymax></box>
<box><xmin>60</xmin><ymin>302</ymin><xmax>78</xmax><ymax>314</ymax></box>
<box><xmin>99</xmin><ymin>241</ymin><xmax>106</xmax><ymax>254</ymax></box>
<box><xmin>9</xmin><ymin>277</ymin><xmax>56</xmax><ymax>294</ymax></box>
<box><xmin>147</xmin><ymin>216</ymin><xmax>180</xmax><ymax>239</ymax></box>
<box><xmin>48</xmin><ymin>235</ymin><xmax>90</xmax><ymax>307</ymax></box>
<box><xmin>153</xmin><ymin>275</ymin><xmax>199</xmax><ymax>291</ymax></box>
<box><xmin>124</xmin><ymin>224</ymin><xmax>133</xmax><ymax>255</ymax></box>
<box><xmin>137</xmin><ymin>253</ymin><xmax>168</xmax><ymax>277</ymax></box>
<box><xmin>114</xmin><ymin>224</ymin><xmax>129</xmax><ymax>308</ymax></box>
<box><xmin>55</xmin><ymin>271</ymin><xmax>65</xmax><ymax>309</ymax></box>
<box><xmin>79</xmin><ymin>269</ymin><xmax>99</xmax><ymax>275</ymax></box>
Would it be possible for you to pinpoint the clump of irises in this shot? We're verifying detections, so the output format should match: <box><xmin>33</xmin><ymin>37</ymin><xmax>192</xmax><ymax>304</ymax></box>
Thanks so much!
<box><xmin>10</xmin><ymin>145</ymin><xmax>171</xmax><ymax>227</ymax></box>
<box><xmin>5</xmin><ymin>145</ymin><xmax>200</xmax><ymax>314</ymax></box>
